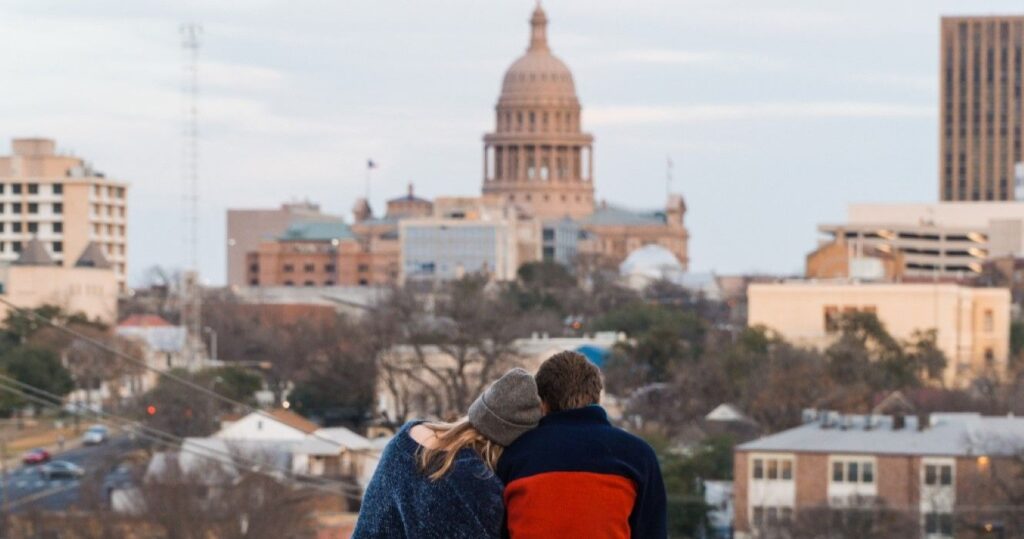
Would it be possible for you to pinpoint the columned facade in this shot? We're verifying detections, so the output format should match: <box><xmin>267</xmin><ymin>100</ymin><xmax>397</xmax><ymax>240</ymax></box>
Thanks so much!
<box><xmin>482</xmin><ymin>5</ymin><xmax>595</xmax><ymax>219</ymax></box>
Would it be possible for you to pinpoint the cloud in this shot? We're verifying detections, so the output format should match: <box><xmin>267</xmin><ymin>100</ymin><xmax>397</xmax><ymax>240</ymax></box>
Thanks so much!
<box><xmin>587</xmin><ymin>102</ymin><xmax>934</xmax><ymax>125</ymax></box>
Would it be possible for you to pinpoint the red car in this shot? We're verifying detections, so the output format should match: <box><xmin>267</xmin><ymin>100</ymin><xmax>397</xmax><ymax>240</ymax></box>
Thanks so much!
<box><xmin>22</xmin><ymin>448</ymin><xmax>51</xmax><ymax>465</ymax></box>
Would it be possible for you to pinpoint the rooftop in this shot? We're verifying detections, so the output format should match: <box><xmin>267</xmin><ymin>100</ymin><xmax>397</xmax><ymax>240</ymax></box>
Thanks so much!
<box><xmin>738</xmin><ymin>412</ymin><xmax>1024</xmax><ymax>457</ymax></box>
<box><xmin>280</xmin><ymin>220</ymin><xmax>354</xmax><ymax>242</ymax></box>
<box><xmin>582</xmin><ymin>204</ymin><xmax>667</xmax><ymax>227</ymax></box>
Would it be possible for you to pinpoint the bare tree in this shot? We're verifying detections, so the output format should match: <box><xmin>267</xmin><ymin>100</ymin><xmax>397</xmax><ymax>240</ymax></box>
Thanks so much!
<box><xmin>375</xmin><ymin>277</ymin><xmax>543</xmax><ymax>423</ymax></box>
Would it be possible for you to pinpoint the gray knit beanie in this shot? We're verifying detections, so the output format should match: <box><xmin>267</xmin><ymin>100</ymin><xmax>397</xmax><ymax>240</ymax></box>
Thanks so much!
<box><xmin>468</xmin><ymin>368</ymin><xmax>542</xmax><ymax>446</ymax></box>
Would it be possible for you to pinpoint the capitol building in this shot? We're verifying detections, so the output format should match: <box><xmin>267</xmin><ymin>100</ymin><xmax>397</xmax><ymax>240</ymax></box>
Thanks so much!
<box><xmin>227</xmin><ymin>3</ymin><xmax>690</xmax><ymax>287</ymax></box>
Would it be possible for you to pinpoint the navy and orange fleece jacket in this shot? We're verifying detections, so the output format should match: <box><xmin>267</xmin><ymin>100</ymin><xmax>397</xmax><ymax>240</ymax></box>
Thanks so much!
<box><xmin>496</xmin><ymin>406</ymin><xmax>667</xmax><ymax>539</ymax></box>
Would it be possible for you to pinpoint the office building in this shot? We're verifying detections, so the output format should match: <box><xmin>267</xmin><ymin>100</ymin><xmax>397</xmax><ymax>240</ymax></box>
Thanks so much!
<box><xmin>940</xmin><ymin>16</ymin><xmax>1024</xmax><ymax>201</ymax></box>
<box><xmin>0</xmin><ymin>138</ymin><xmax>128</xmax><ymax>288</ymax></box>
<box><xmin>226</xmin><ymin>201</ymin><xmax>335</xmax><ymax>288</ymax></box>
<box><xmin>748</xmin><ymin>281</ymin><xmax>1010</xmax><ymax>386</ymax></box>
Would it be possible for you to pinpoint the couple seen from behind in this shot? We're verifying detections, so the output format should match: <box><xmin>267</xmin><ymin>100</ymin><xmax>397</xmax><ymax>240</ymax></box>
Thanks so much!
<box><xmin>353</xmin><ymin>350</ymin><xmax>667</xmax><ymax>538</ymax></box>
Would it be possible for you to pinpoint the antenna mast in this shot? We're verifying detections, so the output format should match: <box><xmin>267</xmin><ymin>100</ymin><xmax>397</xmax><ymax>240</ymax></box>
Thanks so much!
<box><xmin>180</xmin><ymin>23</ymin><xmax>203</xmax><ymax>354</ymax></box>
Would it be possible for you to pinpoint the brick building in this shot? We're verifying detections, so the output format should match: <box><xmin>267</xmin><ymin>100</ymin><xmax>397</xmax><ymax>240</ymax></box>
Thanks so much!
<box><xmin>734</xmin><ymin>412</ymin><xmax>1024</xmax><ymax>538</ymax></box>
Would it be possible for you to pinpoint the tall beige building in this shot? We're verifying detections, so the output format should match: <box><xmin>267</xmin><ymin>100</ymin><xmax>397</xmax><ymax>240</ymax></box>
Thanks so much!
<box><xmin>940</xmin><ymin>16</ymin><xmax>1024</xmax><ymax>201</ymax></box>
<box><xmin>482</xmin><ymin>4</ymin><xmax>595</xmax><ymax>219</ymax></box>
<box><xmin>0</xmin><ymin>138</ymin><xmax>128</xmax><ymax>288</ymax></box>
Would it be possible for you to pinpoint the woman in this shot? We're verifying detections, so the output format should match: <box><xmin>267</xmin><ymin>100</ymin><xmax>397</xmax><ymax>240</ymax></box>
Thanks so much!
<box><xmin>353</xmin><ymin>368</ymin><xmax>542</xmax><ymax>538</ymax></box>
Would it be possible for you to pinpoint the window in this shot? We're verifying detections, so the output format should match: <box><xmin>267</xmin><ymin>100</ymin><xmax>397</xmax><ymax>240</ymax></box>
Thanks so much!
<box><xmin>248</xmin><ymin>263</ymin><xmax>258</xmax><ymax>273</ymax></box>
<box><xmin>27</xmin><ymin>223</ymin><xmax>37</xmax><ymax>233</ymax></box>
<box><xmin>12</xmin><ymin>223</ymin><xmax>21</xmax><ymax>233</ymax></box>
<box><xmin>12</xmin><ymin>184</ymin><xmax>21</xmax><ymax>194</ymax></box>
<box><xmin>27</xmin><ymin>183</ymin><xmax>37</xmax><ymax>195</ymax></box>
<box><xmin>542</xmin><ymin>228</ymin><xmax>555</xmax><ymax>241</ymax></box>
<box><xmin>753</xmin><ymin>456</ymin><xmax>793</xmax><ymax>482</ymax></box>
<box><xmin>53</xmin><ymin>203</ymin><xmax>62</xmax><ymax>214</ymax></box>
<box><xmin>283</xmin><ymin>264</ymin><xmax>294</xmax><ymax>273</ymax></box>
<box><xmin>940</xmin><ymin>465</ymin><xmax>952</xmax><ymax>485</ymax></box>
<box><xmin>12</xmin><ymin>203</ymin><xmax>21</xmax><ymax>213</ymax></box>
<box><xmin>52</xmin><ymin>184</ymin><xmax>62</xmax><ymax>195</ymax></box>
<box><xmin>832</xmin><ymin>458</ymin><xmax>874</xmax><ymax>483</ymax></box>
<box><xmin>324</xmin><ymin>264</ymin><xmax>336</xmax><ymax>273</ymax></box>
<box><xmin>52</xmin><ymin>241</ymin><xmax>62</xmax><ymax>253</ymax></box>
<box><xmin>357</xmin><ymin>264</ymin><xmax>370</xmax><ymax>272</ymax></box>
<box><xmin>752</xmin><ymin>507</ymin><xmax>765</xmax><ymax>527</ymax></box>
<box><xmin>924</xmin><ymin>464</ymin><xmax>954</xmax><ymax>486</ymax></box>
<box><xmin>847</xmin><ymin>462</ymin><xmax>859</xmax><ymax>483</ymax></box>
<box><xmin>925</xmin><ymin>513</ymin><xmax>954</xmax><ymax>536</ymax></box>
<box><xmin>11</xmin><ymin>241</ymin><xmax>21</xmax><ymax>253</ymax></box>
<box><xmin>0</xmin><ymin>184</ymin><xmax>5</xmax><ymax>194</ymax></box>
<box><xmin>52</xmin><ymin>222</ymin><xmax>62</xmax><ymax>233</ymax></box>
<box><xmin>27</xmin><ymin>203</ymin><xmax>37</xmax><ymax>214</ymax></box>
<box><xmin>304</xmin><ymin>281</ymin><xmax>315</xmax><ymax>287</ymax></box>
<box><xmin>303</xmin><ymin>263</ymin><xmax>315</xmax><ymax>273</ymax></box>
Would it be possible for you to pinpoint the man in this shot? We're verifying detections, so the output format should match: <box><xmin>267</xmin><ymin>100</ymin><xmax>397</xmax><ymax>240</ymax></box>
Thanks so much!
<box><xmin>497</xmin><ymin>351</ymin><xmax>667</xmax><ymax>538</ymax></box>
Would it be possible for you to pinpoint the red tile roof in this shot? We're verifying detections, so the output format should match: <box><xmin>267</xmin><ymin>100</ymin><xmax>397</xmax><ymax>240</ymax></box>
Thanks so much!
<box><xmin>118</xmin><ymin>314</ymin><xmax>173</xmax><ymax>328</ymax></box>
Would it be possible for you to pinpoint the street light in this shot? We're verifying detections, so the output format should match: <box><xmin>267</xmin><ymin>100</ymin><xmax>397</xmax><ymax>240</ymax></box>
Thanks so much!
<box><xmin>203</xmin><ymin>326</ymin><xmax>218</xmax><ymax>362</ymax></box>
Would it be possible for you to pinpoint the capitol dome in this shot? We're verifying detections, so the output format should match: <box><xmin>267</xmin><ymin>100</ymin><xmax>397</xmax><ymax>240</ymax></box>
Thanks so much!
<box><xmin>499</xmin><ymin>5</ymin><xmax>578</xmax><ymax>103</ymax></box>
<box><xmin>619</xmin><ymin>244</ymin><xmax>684</xmax><ymax>280</ymax></box>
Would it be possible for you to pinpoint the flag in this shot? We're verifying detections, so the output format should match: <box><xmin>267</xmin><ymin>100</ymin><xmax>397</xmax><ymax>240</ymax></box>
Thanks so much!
<box><xmin>367</xmin><ymin>159</ymin><xmax>377</xmax><ymax>170</ymax></box>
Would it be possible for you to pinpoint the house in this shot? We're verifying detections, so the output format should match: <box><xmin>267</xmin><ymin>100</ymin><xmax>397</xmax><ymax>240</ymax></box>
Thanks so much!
<box><xmin>733</xmin><ymin>411</ymin><xmax>1024</xmax><ymax>538</ymax></box>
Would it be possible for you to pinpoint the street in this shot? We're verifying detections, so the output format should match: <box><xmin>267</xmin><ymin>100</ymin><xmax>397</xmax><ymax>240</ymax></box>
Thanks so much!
<box><xmin>3</xmin><ymin>435</ymin><xmax>140</xmax><ymax>513</ymax></box>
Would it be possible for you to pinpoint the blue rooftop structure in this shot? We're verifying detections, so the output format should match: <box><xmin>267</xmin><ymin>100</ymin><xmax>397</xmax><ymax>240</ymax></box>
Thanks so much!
<box><xmin>575</xmin><ymin>344</ymin><xmax>610</xmax><ymax>368</ymax></box>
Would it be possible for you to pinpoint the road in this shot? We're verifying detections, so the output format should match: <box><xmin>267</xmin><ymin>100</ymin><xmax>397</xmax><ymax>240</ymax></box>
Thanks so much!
<box><xmin>2</xmin><ymin>435</ymin><xmax>139</xmax><ymax>513</ymax></box>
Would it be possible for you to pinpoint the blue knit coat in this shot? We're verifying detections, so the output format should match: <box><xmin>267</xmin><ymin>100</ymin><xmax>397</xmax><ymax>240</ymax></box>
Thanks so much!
<box><xmin>352</xmin><ymin>422</ymin><xmax>504</xmax><ymax>539</ymax></box>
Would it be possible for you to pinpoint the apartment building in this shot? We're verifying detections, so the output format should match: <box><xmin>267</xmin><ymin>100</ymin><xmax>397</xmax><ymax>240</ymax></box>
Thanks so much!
<box><xmin>940</xmin><ymin>16</ymin><xmax>1024</xmax><ymax>201</ymax></box>
<box><xmin>814</xmin><ymin>202</ymin><xmax>1024</xmax><ymax>279</ymax></box>
<box><xmin>734</xmin><ymin>412</ymin><xmax>1024</xmax><ymax>538</ymax></box>
<box><xmin>748</xmin><ymin>281</ymin><xmax>1010</xmax><ymax>386</ymax></box>
<box><xmin>0</xmin><ymin>138</ymin><xmax>127</xmax><ymax>288</ymax></box>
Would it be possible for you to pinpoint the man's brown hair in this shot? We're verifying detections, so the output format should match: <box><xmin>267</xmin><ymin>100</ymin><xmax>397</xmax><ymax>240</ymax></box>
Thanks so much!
<box><xmin>535</xmin><ymin>351</ymin><xmax>603</xmax><ymax>412</ymax></box>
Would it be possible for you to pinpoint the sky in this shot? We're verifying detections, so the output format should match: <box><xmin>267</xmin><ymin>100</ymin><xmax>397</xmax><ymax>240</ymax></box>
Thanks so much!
<box><xmin>2</xmin><ymin>0</ymin><xmax>1022</xmax><ymax>286</ymax></box>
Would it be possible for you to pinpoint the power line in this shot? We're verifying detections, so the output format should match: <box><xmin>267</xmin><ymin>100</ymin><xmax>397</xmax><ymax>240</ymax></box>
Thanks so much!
<box><xmin>0</xmin><ymin>377</ymin><xmax>363</xmax><ymax>496</ymax></box>
<box><xmin>0</xmin><ymin>298</ymin><xmax>370</xmax><ymax>492</ymax></box>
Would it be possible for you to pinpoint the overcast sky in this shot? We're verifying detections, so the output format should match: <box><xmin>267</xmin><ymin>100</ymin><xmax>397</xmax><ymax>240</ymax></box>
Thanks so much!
<box><xmin>3</xmin><ymin>1</ymin><xmax>1022</xmax><ymax>286</ymax></box>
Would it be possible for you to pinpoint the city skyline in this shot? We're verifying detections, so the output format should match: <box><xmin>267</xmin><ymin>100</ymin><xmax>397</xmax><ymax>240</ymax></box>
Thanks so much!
<box><xmin>4</xmin><ymin>0</ymin><xmax>1024</xmax><ymax>286</ymax></box>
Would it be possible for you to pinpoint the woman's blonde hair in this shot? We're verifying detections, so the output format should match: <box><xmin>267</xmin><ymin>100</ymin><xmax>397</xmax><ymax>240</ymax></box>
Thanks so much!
<box><xmin>417</xmin><ymin>419</ymin><xmax>503</xmax><ymax>481</ymax></box>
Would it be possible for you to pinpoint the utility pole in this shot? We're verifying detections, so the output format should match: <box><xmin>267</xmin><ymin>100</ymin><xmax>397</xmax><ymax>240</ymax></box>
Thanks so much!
<box><xmin>180</xmin><ymin>23</ymin><xmax>203</xmax><ymax>358</ymax></box>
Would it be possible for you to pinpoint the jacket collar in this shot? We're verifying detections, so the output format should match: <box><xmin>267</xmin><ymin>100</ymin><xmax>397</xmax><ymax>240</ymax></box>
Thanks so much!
<box><xmin>539</xmin><ymin>405</ymin><xmax>610</xmax><ymax>427</ymax></box>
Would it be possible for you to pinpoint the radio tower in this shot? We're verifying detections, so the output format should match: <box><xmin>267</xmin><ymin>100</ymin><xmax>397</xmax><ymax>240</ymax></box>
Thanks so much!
<box><xmin>180</xmin><ymin>23</ymin><xmax>203</xmax><ymax>355</ymax></box>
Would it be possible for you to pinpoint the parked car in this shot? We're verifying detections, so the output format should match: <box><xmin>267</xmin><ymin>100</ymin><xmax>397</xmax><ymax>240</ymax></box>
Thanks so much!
<box><xmin>39</xmin><ymin>461</ymin><xmax>84</xmax><ymax>480</ymax></box>
<box><xmin>22</xmin><ymin>448</ymin><xmax>51</xmax><ymax>465</ymax></box>
<box><xmin>82</xmin><ymin>425</ymin><xmax>109</xmax><ymax>445</ymax></box>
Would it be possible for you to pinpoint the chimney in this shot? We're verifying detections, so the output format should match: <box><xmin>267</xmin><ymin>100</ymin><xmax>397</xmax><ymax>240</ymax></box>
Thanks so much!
<box><xmin>801</xmin><ymin>408</ymin><xmax>818</xmax><ymax>424</ymax></box>
<box><xmin>917</xmin><ymin>412</ymin><xmax>931</xmax><ymax>431</ymax></box>
<box><xmin>864</xmin><ymin>413</ymin><xmax>875</xmax><ymax>431</ymax></box>
<box><xmin>893</xmin><ymin>414</ymin><xmax>905</xmax><ymax>430</ymax></box>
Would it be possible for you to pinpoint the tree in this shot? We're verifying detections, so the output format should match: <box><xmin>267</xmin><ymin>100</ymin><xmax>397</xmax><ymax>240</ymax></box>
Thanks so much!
<box><xmin>760</xmin><ymin>498</ymin><xmax>919</xmax><ymax>538</ymax></box>
<box><xmin>1</xmin><ymin>346</ymin><xmax>74</xmax><ymax>400</ymax></box>
<box><xmin>138</xmin><ymin>369</ymin><xmax>222</xmax><ymax>439</ymax></box>
<box><xmin>593</xmin><ymin>302</ymin><xmax>705</xmax><ymax>394</ymax></box>
<box><xmin>375</xmin><ymin>277</ymin><xmax>545</xmax><ymax>423</ymax></box>
<box><xmin>643</xmin><ymin>433</ymin><xmax>734</xmax><ymax>538</ymax></box>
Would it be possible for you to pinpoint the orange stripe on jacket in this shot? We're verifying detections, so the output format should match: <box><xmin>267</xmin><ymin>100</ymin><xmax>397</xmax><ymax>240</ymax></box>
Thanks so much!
<box><xmin>504</xmin><ymin>471</ymin><xmax>637</xmax><ymax>539</ymax></box>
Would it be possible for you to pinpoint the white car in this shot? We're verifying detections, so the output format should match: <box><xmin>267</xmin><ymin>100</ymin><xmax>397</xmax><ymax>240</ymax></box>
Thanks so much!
<box><xmin>39</xmin><ymin>461</ymin><xmax>84</xmax><ymax>480</ymax></box>
<box><xmin>82</xmin><ymin>425</ymin><xmax>109</xmax><ymax>445</ymax></box>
